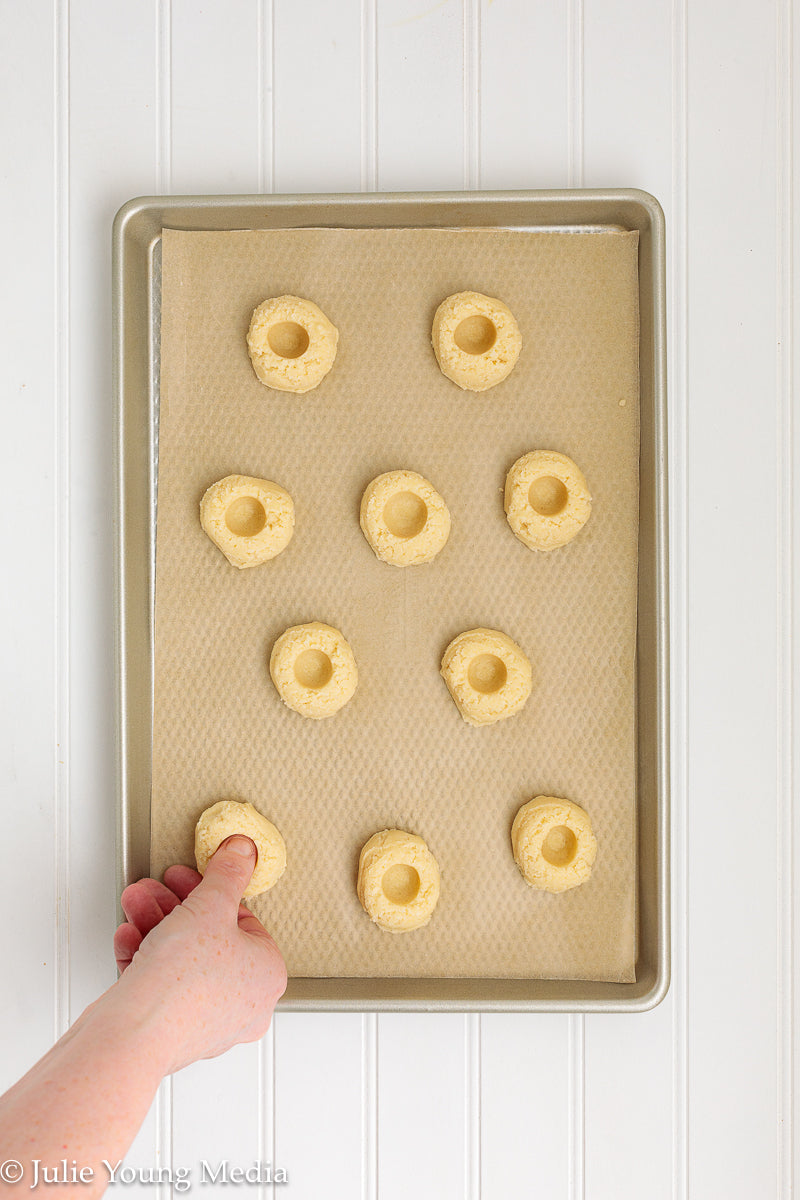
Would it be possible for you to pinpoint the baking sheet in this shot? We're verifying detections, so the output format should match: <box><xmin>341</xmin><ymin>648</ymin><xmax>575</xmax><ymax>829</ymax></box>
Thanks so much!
<box><xmin>151</xmin><ymin>226</ymin><xmax>639</xmax><ymax>982</ymax></box>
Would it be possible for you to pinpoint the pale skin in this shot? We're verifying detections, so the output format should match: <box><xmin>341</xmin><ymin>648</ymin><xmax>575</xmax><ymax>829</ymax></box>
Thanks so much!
<box><xmin>0</xmin><ymin>835</ymin><xmax>286</xmax><ymax>1197</ymax></box>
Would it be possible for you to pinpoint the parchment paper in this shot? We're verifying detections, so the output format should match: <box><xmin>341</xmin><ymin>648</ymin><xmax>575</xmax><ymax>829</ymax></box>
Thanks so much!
<box><xmin>153</xmin><ymin>226</ymin><xmax>640</xmax><ymax>981</ymax></box>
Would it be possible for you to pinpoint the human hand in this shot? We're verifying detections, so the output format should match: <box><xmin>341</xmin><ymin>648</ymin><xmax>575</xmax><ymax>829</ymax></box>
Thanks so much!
<box><xmin>109</xmin><ymin>836</ymin><xmax>287</xmax><ymax>1075</ymax></box>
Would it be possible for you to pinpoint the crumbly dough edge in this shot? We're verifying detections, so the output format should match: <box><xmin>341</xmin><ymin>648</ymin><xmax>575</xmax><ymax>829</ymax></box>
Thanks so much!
<box><xmin>200</xmin><ymin>474</ymin><xmax>295</xmax><ymax>568</ymax></box>
<box><xmin>247</xmin><ymin>294</ymin><xmax>339</xmax><ymax>393</ymax></box>
<box><xmin>194</xmin><ymin>799</ymin><xmax>287</xmax><ymax>898</ymax></box>
<box><xmin>269</xmin><ymin>621</ymin><xmax>358</xmax><ymax>719</ymax></box>
<box><xmin>511</xmin><ymin>796</ymin><xmax>597</xmax><ymax>893</ymax></box>
<box><xmin>359</xmin><ymin>469</ymin><xmax>452</xmax><ymax>566</ymax></box>
<box><xmin>440</xmin><ymin>627</ymin><xmax>532</xmax><ymax>727</ymax></box>
<box><xmin>431</xmin><ymin>290</ymin><xmax>522</xmax><ymax>392</ymax></box>
<box><xmin>357</xmin><ymin>829</ymin><xmax>441</xmax><ymax>932</ymax></box>
<box><xmin>504</xmin><ymin>450</ymin><xmax>592</xmax><ymax>552</ymax></box>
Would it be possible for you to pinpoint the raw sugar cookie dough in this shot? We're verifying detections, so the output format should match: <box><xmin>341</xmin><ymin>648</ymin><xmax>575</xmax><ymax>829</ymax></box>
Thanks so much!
<box><xmin>432</xmin><ymin>290</ymin><xmax>522</xmax><ymax>391</ymax></box>
<box><xmin>360</xmin><ymin>469</ymin><xmax>451</xmax><ymax>566</ymax></box>
<box><xmin>269</xmin><ymin>621</ymin><xmax>358</xmax><ymax>719</ymax></box>
<box><xmin>247</xmin><ymin>294</ymin><xmax>338</xmax><ymax>393</ymax></box>
<box><xmin>357</xmin><ymin>829</ymin><xmax>441</xmax><ymax>932</ymax></box>
<box><xmin>505</xmin><ymin>450</ymin><xmax>592</xmax><ymax>551</ymax></box>
<box><xmin>194</xmin><ymin>800</ymin><xmax>287</xmax><ymax>898</ymax></box>
<box><xmin>440</xmin><ymin>627</ymin><xmax>532</xmax><ymax>727</ymax></box>
<box><xmin>200</xmin><ymin>474</ymin><xmax>294</xmax><ymax>568</ymax></box>
<box><xmin>511</xmin><ymin>796</ymin><xmax>597</xmax><ymax>893</ymax></box>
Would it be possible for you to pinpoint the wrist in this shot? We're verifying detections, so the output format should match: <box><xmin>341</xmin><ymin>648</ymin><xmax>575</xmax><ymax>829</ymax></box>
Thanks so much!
<box><xmin>74</xmin><ymin>976</ymin><xmax>177</xmax><ymax>1083</ymax></box>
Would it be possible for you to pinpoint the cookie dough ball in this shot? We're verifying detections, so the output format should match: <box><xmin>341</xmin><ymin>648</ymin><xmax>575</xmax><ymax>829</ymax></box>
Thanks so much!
<box><xmin>247</xmin><ymin>294</ymin><xmax>338</xmax><ymax>393</ymax></box>
<box><xmin>440</xmin><ymin>627</ymin><xmax>531</xmax><ymax>727</ymax></box>
<box><xmin>269</xmin><ymin>621</ymin><xmax>358</xmax><ymax>719</ymax></box>
<box><xmin>511</xmin><ymin>796</ymin><xmax>597</xmax><ymax>893</ymax></box>
<box><xmin>194</xmin><ymin>800</ymin><xmax>287</xmax><ymax>898</ymax></box>
<box><xmin>432</xmin><ymin>290</ymin><xmax>522</xmax><ymax>391</ymax></box>
<box><xmin>505</xmin><ymin>450</ymin><xmax>592</xmax><ymax>552</ymax></box>
<box><xmin>200</xmin><ymin>474</ymin><xmax>294</xmax><ymax>568</ymax></box>
<box><xmin>357</xmin><ymin>829</ymin><xmax>441</xmax><ymax>932</ymax></box>
<box><xmin>360</xmin><ymin>470</ymin><xmax>451</xmax><ymax>566</ymax></box>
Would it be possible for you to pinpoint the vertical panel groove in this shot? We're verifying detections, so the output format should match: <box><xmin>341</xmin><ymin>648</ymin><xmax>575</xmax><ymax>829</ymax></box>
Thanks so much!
<box><xmin>156</xmin><ymin>0</ymin><xmax>172</xmax><ymax>192</ymax></box>
<box><xmin>54</xmin><ymin>0</ymin><xmax>71</xmax><ymax>1044</ymax></box>
<box><xmin>258</xmin><ymin>1024</ymin><xmax>276</xmax><ymax>1200</ymax></box>
<box><xmin>257</xmin><ymin>0</ymin><xmax>274</xmax><ymax>193</ymax></box>
<box><xmin>361</xmin><ymin>1014</ymin><xmax>378</xmax><ymax>1200</ymax></box>
<box><xmin>567</xmin><ymin>0</ymin><xmax>583</xmax><ymax>187</ymax></box>
<box><xmin>465</xmin><ymin>1015</ymin><xmax>481</xmax><ymax>1200</ymax></box>
<box><xmin>567</xmin><ymin>1015</ymin><xmax>584</xmax><ymax>1200</ymax></box>
<box><xmin>670</xmin><ymin>0</ymin><xmax>689</xmax><ymax>1197</ymax></box>
<box><xmin>156</xmin><ymin>1075</ymin><xmax>173</xmax><ymax>1200</ymax></box>
<box><xmin>463</xmin><ymin>0</ymin><xmax>481</xmax><ymax>189</ymax></box>
<box><xmin>777</xmin><ymin>0</ymin><xmax>794</xmax><ymax>1192</ymax></box>
<box><xmin>360</xmin><ymin>0</ymin><xmax>378</xmax><ymax>191</ymax></box>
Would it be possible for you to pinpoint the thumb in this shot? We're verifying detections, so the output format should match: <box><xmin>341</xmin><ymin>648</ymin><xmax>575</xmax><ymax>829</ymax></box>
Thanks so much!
<box><xmin>197</xmin><ymin>836</ymin><xmax>257</xmax><ymax>910</ymax></box>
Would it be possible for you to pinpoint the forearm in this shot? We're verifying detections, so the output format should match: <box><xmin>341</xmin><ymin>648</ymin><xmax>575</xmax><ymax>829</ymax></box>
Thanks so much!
<box><xmin>0</xmin><ymin>986</ymin><xmax>168</xmax><ymax>1197</ymax></box>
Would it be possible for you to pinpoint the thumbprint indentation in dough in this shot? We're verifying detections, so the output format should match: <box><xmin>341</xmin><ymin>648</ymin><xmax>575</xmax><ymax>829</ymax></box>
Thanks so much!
<box><xmin>381</xmin><ymin>864</ymin><xmax>420</xmax><ymax>905</ymax></box>
<box><xmin>454</xmin><ymin>314</ymin><xmax>497</xmax><ymax>355</ymax></box>
<box><xmin>541</xmin><ymin>825</ymin><xmax>578</xmax><ymax>868</ymax></box>
<box><xmin>225</xmin><ymin>495</ymin><xmax>268</xmax><ymax>538</ymax></box>
<box><xmin>267</xmin><ymin>320</ymin><xmax>310</xmax><ymax>359</ymax></box>
<box><xmin>293</xmin><ymin>648</ymin><xmax>333</xmax><ymax>690</ymax></box>
<box><xmin>528</xmin><ymin>476</ymin><xmax>569</xmax><ymax>517</ymax></box>
<box><xmin>467</xmin><ymin>653</ymin><xmax>508</xmax><ymax>695</ymax></box>
<box><xmin>382</xmin><ymin>491</ymin><xmax>428</xmax><ymax>539</ymax></box>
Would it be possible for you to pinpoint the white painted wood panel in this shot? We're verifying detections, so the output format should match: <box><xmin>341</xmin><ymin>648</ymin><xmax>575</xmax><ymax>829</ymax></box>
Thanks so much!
<box><xmin>271</xmin><ymin>1014</ymin><xmax>364</xmax><ymax>1197</ymax></box>
<box><xmin>377</xmin><ymin>1014</ymin><xmax>468</xmax><ymax>1200</ymax></box>
<box><xmin>61</xmin><ymin>0</ymin><xmax>163</xmax><ymax>1187</ymax></box>
<box><xmin>581</xmin><ymin>3</ymin><xmax>678</xmax><ymax>1196</ymax></box>
<box><xmin>171</xmin><ymin>1043</ymin><xmax>262</xmax><ymax>1178</ymax></box>
<box><xmin>376</xmin><ymin>0</ymin><xmax>466</xmax><ymax>191</ymax></box>
<box><xmin>686</xmin><ymin>1</ymin><xmax>782</xmax><ymax>1197</ymax></box>
<box><xmin>0</xmin><ymin>1</ymin><xmax>796</xmax><ymax>1196</ymax></box>
<box><xmin>66</xmin><ymin>0</ymin><xmax>158</xmax><ymax>1021</ymax></box>
<box><xmin>0</xmin><ymin>0</ymin><xmax>58</xmax><ymax>1094</ymax></box>
<box><xmin>480</xmin><ymin>1015</ymin><xmax>570</xmax><ymax>1199</ymax></box>
<box><xmin>479</xmin><ymin>0</ymin><xmax>569</xmax><ymax>189</ymax></box>
<box><xmin>170</xmin><ymin>0</ymin><xmax>260</xmax><ymax>195</ymax></box>
<box><xmin>272</xmin><ymin>0</ymin><xmax>363</xmax><ymax>193</ymax></box>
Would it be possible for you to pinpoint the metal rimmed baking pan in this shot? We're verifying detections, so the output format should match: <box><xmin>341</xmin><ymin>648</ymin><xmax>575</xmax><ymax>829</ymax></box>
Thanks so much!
<box><xmin>112</xmin><ymin>190</ymin><xmax>668</xmax><ymax>1012</ymax></box>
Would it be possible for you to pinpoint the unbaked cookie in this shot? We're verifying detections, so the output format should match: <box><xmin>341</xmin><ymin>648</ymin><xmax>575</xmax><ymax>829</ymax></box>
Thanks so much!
<box><xmin>504</xmin><ymin>450</ymin><xmax>592</xmax><ymax>551</ymax></box>
<box><xmin>247</xmin><ymin>294</ymin><xmax>338</xmax><ymax>393</ymax></box>
<box><xmin>360</xmin><ymin>470</ymin><xmax>451</xmax><ymax>566</ymax></box>
<box><xmin>194</xmin><ymin>800</ymin><xmax>287</xmax><ymax>898</ymax></box>
<box><xmin>357</xmin><ymin>828</ymin><xmax>441</xmax><ymax>932</ymax></box>
<box><xmin>440</xmin><ymin>627</ymin><xmax>532</xmax><ymax>727</ymax></box>
<box><xmin>200</xmin><ymin>474</ymin><xmax>294</xmax><ymax>568</ymax></box>
<box><xmin>269</xmin><ymin>621</ymin><xmax>358</xmax><ymax>719</ymax></box>
<box><xmin>432</xmin><ymin>290</ymin><xmax>522</xmax><ymax>391</ymax></box>
<box><xmin>511</xmin><ymin>796</ymin><xmax>597</xmax><ymax>893</ymax></box>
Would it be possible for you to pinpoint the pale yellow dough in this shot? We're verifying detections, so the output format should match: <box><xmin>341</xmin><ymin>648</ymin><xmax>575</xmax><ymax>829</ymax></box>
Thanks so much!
<box><xmin>432</xmin><ymin>290</ymin><xmax>522</xmax><ymax>391</ymax></box>
<box><xmin>200</xmin><ymin>474</ymin><xmax>294</xmax><ymax>568</ymax></box>
<box><xmin>440</xmin><ymin>627</ymin><xmax>531</xmax><ymax>727</ymax></box>
<box><xmin>247</xmin><ymin>294</ymin><xmax>338</xmax><ymax>393</ymax></box>
<box><xmin>505</xmin><ymin>450</ymin><xmax>592</xmax><ymax>552</ymax></box>
<box><xmin>269</xmin><ymin>621</ymin><xmax>358</xmax><ymax>719</ymax></box>
<box><xmin>511</xmin><ymin>796</ymin><xmax>597</xmax><ymax>893</ymax></box>
<box><xmin>357</xmin><ymin>829</ymin><xmax>441</xmax><ymax>932</ymax></box>
<box><xmin>194</xmin><ymin>800</ymin><xmax>287</xmax><ymax>898</ymax></box>
<box><xmin>360</xmin><ymin>469</ymin><xmax>451</xmax><ymax>566</ymax></box>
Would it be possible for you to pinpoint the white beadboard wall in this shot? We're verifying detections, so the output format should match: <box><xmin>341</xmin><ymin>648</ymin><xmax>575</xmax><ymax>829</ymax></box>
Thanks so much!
<box><xmin>0</xmin><ymin>1</ymin><xmax>796</xmax><ymax>1197</ymax></box>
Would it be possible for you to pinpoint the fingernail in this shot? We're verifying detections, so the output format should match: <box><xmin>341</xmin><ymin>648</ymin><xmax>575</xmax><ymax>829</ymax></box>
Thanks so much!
<box><xmin>224</xmin><ymin>835</ymin><xmax>256</xmax><ymax>857</ymax></box>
